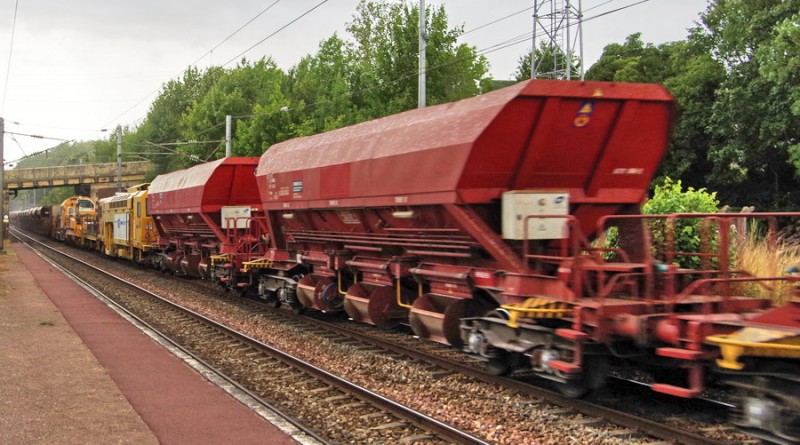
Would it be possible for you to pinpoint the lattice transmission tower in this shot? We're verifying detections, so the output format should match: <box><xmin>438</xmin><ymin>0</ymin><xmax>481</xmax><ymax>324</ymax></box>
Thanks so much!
<box><xmin>531</xmin><ymin>0</ymin><xmax>584</xmax><ymax>80</ymax></box>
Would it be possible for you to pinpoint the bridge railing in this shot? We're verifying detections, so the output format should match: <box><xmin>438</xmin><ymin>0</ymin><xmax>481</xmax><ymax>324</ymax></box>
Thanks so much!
<box><xmin>4</xmin><ymin>161</ymin><xmax>152</xmax><ymax>190</ymax></box>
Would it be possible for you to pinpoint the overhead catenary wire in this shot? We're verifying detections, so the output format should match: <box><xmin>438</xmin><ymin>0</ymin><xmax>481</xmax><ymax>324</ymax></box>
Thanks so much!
<box><xmin>25</xmin><ymin>0</ymin><xmax>655</xmax><ymax>162</ymax></box>
<box><xmin>584</xmin><ymin>0</ymin><xmax>623</xmax><ymax>13</ymax></box>
<box><xmin>192</xmin><ymin>0</ymin><xmax>282</xmax><ymax>67</ymax></box>
<box><xmin>1</xmin><ymin>0</ymin><xmax>20</xmax><ymax>115</ymax></box>
<box><xmin>460</xmin><ymin>5</ymin><xmax>533</xmax><ymax>36</ymax></box>
<box><xmin>584</xmin><ymin>0</ymin><xmax>651</xmax><ymax>22</ymax></box>
<box><xmin>221</xmin><ymin>0</ymin><xmax>331</xmax><ymax>67</ymax></box>
<box><xmin>230</xmin><ymin>0</ymin><xmax>651</xmax><ymax>124</ymax></box>
<box><xmin>93</xmin><ymin>0</ymin><xmax>289</xmax><ymax>138</ymax></box>
<box><xmin>91</xmin><ymin>0</ymin><xmax>328</xmax><ymax>148</ymax></box>
<box><xmin>4</xmin><ymin>130</ymin><xmax>72</xmax><ymax>142</ymax></box>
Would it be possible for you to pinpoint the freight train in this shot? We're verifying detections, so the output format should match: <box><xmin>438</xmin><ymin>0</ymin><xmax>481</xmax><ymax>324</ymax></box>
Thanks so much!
<box><xmin>10</xmin><ymin>79</ymin><xmax>800</xmax><ymax>444</ymax></box>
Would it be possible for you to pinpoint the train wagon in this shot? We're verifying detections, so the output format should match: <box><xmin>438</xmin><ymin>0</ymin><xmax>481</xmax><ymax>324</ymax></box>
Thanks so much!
<box><xmin>98</xmin><ymin>184</ymin><xmax>158</xmax><ymax>262</ymax></box>
<box><xmin>244</xmin><ymin>78</ymin><xmax>800</xmax><ymax>401</ymax></box>
<box><xmin>10</xmin><ymin>205</ymin><xmax>59</xmax><ymax>237</ymax></box>
<box><xmin>9</xmin><ymin>79</ymin><xmax>799</xmax><ymax>443</ymax></box>
<box><xmin>251</xmin><ymin>79</ymin><xmax>672</xmax><ymax>329</ymax></box>
<box><xmin>709</xmin><ymin>301</ymin><xmax>800</xmax><ymax>444</ymax></box>
<box><xmin>147</xmin><ymin>157</ymin><xmax>268</xmax><ymax>286</ymax></box>
<box><xmin>57</xmin><ymin>195</ymin><xmax>98</xmax><ymax>248</ymax></box>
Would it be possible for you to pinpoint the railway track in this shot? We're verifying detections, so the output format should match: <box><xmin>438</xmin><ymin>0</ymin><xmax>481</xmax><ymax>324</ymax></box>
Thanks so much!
<box><xmin>234</xmin><ymin>304</ymin><xmax>743</xmax><ymax>445</ymax></box>
<box><xmin>12</xmin><ymin>230</ymin><xmax>486</xmax><ymax>445</ymax></box>
<box><xmin>12</xmin><ymin>229</ymin><xmax>753</xmax><ymax>444</ymax></box>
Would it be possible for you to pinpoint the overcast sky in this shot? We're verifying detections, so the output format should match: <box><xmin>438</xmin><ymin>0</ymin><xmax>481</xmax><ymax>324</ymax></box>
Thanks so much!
<box><xmin>0</xmin><ymin>0</ymin><xmax>707</xmax><ymax>164</ymax></box>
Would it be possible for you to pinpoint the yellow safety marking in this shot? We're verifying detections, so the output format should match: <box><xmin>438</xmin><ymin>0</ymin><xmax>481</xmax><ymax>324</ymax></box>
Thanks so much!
<box><xmin>210</xmin><ymin>254</ymin><xmax>233</xmax><ymax>265</ymax></box>
<box><xmin>242</xmin><ymin>258</ymin><xmax>275</xmax><ymax>272</ymax></box>
<box><xmin>708</xmin><ymin>329</ymin><xmax>800</xmax><ymax>370</ymax></box>
<box><xmin>730</xmin><ymin>327</ymin><xmax>799</xmax><ymax>344</ymax></box>
<box><xmin>501</xmin><ymin>298</ymin><xmax>572</xmax><ymax>328</ymax></box>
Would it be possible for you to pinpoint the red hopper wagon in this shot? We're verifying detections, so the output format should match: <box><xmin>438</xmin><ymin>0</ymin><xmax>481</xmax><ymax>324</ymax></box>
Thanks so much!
<box><xmin>253</xmin><ymin>79</ymin><xmax>671</xmax><ymax>345</ymax></box>
<box><xmin>148</xmin><ymin>157</ymin><xmax>266</xmax><ymax>284</ymax></box>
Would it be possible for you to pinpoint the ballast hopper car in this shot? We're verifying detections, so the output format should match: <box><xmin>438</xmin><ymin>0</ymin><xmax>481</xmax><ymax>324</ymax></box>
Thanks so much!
<box><xmin>147</xmin><ymin>157</ymin><xmax>268</xmax><ymax>287</ymax></box>
<box><xmin>251</xmin><ymin>79</ymin><xmax>673</xmax><ymax>347</ymax></box>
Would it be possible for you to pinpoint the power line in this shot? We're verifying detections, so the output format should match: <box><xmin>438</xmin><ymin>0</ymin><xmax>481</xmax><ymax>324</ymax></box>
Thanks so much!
<box><xmin>1</xmin><ymin>0</ymin><xmax>20</xmax><ymax>115</ymax></box>
<box><xmin>461</xmin><ymin>6</ymin><xmax>533</xmax><ymax>36</ymax></box>
<box><xmin>4</xmin><ymin>130</ymin><xmax>72</xmax><ymax>142</ymax></box>
<box><xmin>188</xmin><ymin>0</ymin><xmax>282</xmax><ymax>69</ymax></box>
<box><xmin>584</xmin><ymin>0</ymin><xmax>651</xmax><ymax>22</ymax></box>
<box><xmin>584</xmin><ymin>0</ymin><xmax>622</xmax><ymax>13</ymax></box>
<box><xmin>9</xmin><ymin>133</ymin><xmax>26</xmax><ymax>157</ymax></box>
<box><xmin>118</xmin><ymin>1</ymin><xmax>332</xmax><ymax>134</ymax></box>
<box><xmin>222</xmin><ymin>0</ymin><xmax>330</xmax><ymax>67</ymax></box>
<box><xmin>234</xmin><ymin>0</ymin><xmax>652</xmax><ymax>122</ymax></box>
<box><xmin>94</xmin><ymin>1</ymin><xmax>286</xmax><ymax>137</ymax></box>
<box><xmin>87</xmin><ymin>0</ymin><xmax>652</xmax><ymax>153</ymax></box>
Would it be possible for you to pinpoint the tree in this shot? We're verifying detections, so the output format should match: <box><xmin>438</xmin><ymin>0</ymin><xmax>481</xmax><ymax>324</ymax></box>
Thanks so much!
<box><xmin>586</xmin><ymin>33</ymin><xmax>678</xmax><ymax>83</ymax></box>
<box><xmin>130</xmin><ymin>66</ymin><xmax>223</xmax><ymax>174</ymax></box>
<box><xmin>513</xmin><ymin>42</ymin><xmax>582</xmax><ymax>81</ymax></box>
<box><xmin>124</xmin><ymin>1</ymin><xmax>491</xmax><ymax>171</ymax></box>
<box><xmin>287</xmin><ymin>34</ymin><xmax>360</xmax><ymax>135</ymax></box>
<box><xmin>178</xmin><ymin>58</ymin><xmax>293</xmax><ymax>161</ymax></box>
<box><xmin>345</xmin><ymin>0</ymin><xmax>490</xmax><ymax>118</ymax></box>
<box><xmin>660</xmin><ymin>33</ymin><xmax>726</xmax><ymax>186</ymax></box>
<box><xmin>699</xmin><ymin>0</ymin><xmax>800</xmax><ymax>209</ymax></box>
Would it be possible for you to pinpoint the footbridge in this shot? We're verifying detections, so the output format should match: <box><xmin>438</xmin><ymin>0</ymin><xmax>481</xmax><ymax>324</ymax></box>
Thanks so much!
<box><xmin>5</xmin><ymin>161</ymin><xmax>152</xmax><ymax>191</ymax></box>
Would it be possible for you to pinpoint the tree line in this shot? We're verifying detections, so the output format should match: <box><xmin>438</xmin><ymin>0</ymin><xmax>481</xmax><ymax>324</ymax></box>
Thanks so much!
<box><xmin>97</xmin><ymin>0</ymin><xmax>491</xmax><ymax>180</ymax></box>
<box><xmin>581</xmin><ymin>0</ymin><xmax>800</xmax><ymax>211</ymax></box>
<box><xmin>21</xmin><ymin>0</ymin><xmax>800</xmax><ymax>211</ymax></box>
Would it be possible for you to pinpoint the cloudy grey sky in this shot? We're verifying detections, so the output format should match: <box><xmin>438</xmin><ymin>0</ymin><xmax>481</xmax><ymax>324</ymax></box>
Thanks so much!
<box><xmin>0</xmin><ymin>0</ymin><xmax>707</xmax><ymax>163</ymax></box>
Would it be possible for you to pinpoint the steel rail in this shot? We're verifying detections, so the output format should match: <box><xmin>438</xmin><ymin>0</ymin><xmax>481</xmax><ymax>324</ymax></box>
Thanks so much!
<box><xmin>11</xmin><ymin>229</ymin><xmax>330</xmax><ymax>445</ymax></box>
<box><xmin>283</xmin><ymin>312</ymin><xmax>736</xmax><ymax>445</ymax></box>
<box><xmin>12</xmin><ymin>229</ymin><xmax>488</xmax><ymax>445</ymax></box>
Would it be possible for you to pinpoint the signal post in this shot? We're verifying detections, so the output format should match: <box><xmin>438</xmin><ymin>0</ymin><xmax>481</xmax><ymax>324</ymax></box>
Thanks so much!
<box><xmin>0</xmin><ymin>117</ymin><xmax>5</xmax><ymax>253</ymax></box>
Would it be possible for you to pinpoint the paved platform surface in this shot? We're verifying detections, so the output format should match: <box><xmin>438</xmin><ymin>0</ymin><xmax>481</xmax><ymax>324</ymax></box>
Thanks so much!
<box><xmin>0</xmin><ymin>241</ymin><xmax>300</xmax><ymax>444</ymax></box>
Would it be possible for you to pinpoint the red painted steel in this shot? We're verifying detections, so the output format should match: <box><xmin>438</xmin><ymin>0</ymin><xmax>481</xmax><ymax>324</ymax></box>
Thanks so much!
<box><xmin>252</xmin><ymin>79</ymin><xmax>674</xmax><ymax>334</ymax></box>
<box><xmin>146</xmin><ymin>157</ymin><xmax>263</xmax><ymax>277</ymax></box>
<box><xmin>256</xmin><ymin>79</ymin><xmax>672</xmax><ymax>215</ymax></box>
<box><xmin>149</xmin><ymin>157</ymin><xmax>261</xmax><ymax>215</ymax></box>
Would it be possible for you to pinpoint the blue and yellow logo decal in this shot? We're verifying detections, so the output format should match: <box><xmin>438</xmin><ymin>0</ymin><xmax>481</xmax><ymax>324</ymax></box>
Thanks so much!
<box><xmin>573</xmin><ymin>101</ymin><xmax>593</xmax><ymax>128</ymax></box>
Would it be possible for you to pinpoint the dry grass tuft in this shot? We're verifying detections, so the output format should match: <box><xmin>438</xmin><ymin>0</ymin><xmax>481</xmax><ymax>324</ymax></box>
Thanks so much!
<box><xmin>732</xmin><ymin>229</ymin><xmax>800</xmax><ymax>305</ymax></box>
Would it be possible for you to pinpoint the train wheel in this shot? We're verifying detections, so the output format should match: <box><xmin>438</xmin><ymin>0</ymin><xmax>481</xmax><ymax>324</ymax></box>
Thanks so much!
<box><xmin>556</xmin><ymin>381</ymin><xmax>589</xmax><ymax>398</ymax></box>
<box><xmin>442</xmin><ymin>298</ymin><xmax>495</xmax><ymax>348</ymax></box>
<box><xmin>756</xmin><ymin>363</ymin><xmax>800</xmax><ymax>443</ymax></box>
<box><xmin>486</xmin><ymin>352</ymin><xmax>511</xmax><ymax>376</ymax></box>
<box><xmin>291</xmin><ymin>303</ymin><xmax>305</xmax><ymax>315</ymax></box>
<box><xmin>262</xmin><ymin>290</ymin><xmax>281</xmax><ymax>309</ymax></box>
<box><xmin>479</xmin><ymin>308</ymin><xmax>513</xmax><ymax>376</ymax></box>
<box><xmin>555</xmin><ymin>355</ymin><xmax>609</xmax><ymax>398</ymax></box>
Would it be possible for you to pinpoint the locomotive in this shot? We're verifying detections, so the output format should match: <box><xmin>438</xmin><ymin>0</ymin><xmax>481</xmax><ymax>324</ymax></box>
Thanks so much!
<box><xmin>98</xmin><ymin>183</ymin><xmax>158</xmax><ymax>262</ymax></box>
<box><xmin>10</xmin><ymin>79</ymin><xmax>800</xmax><ymax>444</ymax></box>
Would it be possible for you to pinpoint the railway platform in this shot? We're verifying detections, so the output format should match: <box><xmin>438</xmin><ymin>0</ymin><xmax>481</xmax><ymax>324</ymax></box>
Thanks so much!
<box><xmin>0</xmin><ymin>241</ymin><xmax>302</xmax><ymax>445</ymax></box>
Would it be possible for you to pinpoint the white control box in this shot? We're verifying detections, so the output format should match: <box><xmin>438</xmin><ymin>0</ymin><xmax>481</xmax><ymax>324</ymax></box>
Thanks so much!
<box><xmin>221</xmin><ymin>206</ymin><xmax>252</xmax><ymax>229</ymax></box>
<box><xmin>502</xmin><ymin>192</ymin><xmax>569</xmax><ymax>240</ymax></box>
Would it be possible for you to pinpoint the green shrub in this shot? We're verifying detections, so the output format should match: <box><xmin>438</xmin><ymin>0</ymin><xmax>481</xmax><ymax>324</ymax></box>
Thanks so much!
<box><xmin>643</xmin><ymin>178</ymin><xmax>720</xmax><ymax>269</ymax></box>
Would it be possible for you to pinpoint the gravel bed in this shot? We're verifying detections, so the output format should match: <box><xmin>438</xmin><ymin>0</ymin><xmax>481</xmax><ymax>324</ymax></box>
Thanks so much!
<box><xmin>41</xmin><ymin>243</ymin><xmax>754</xmax><ymax>444</ymax></box>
